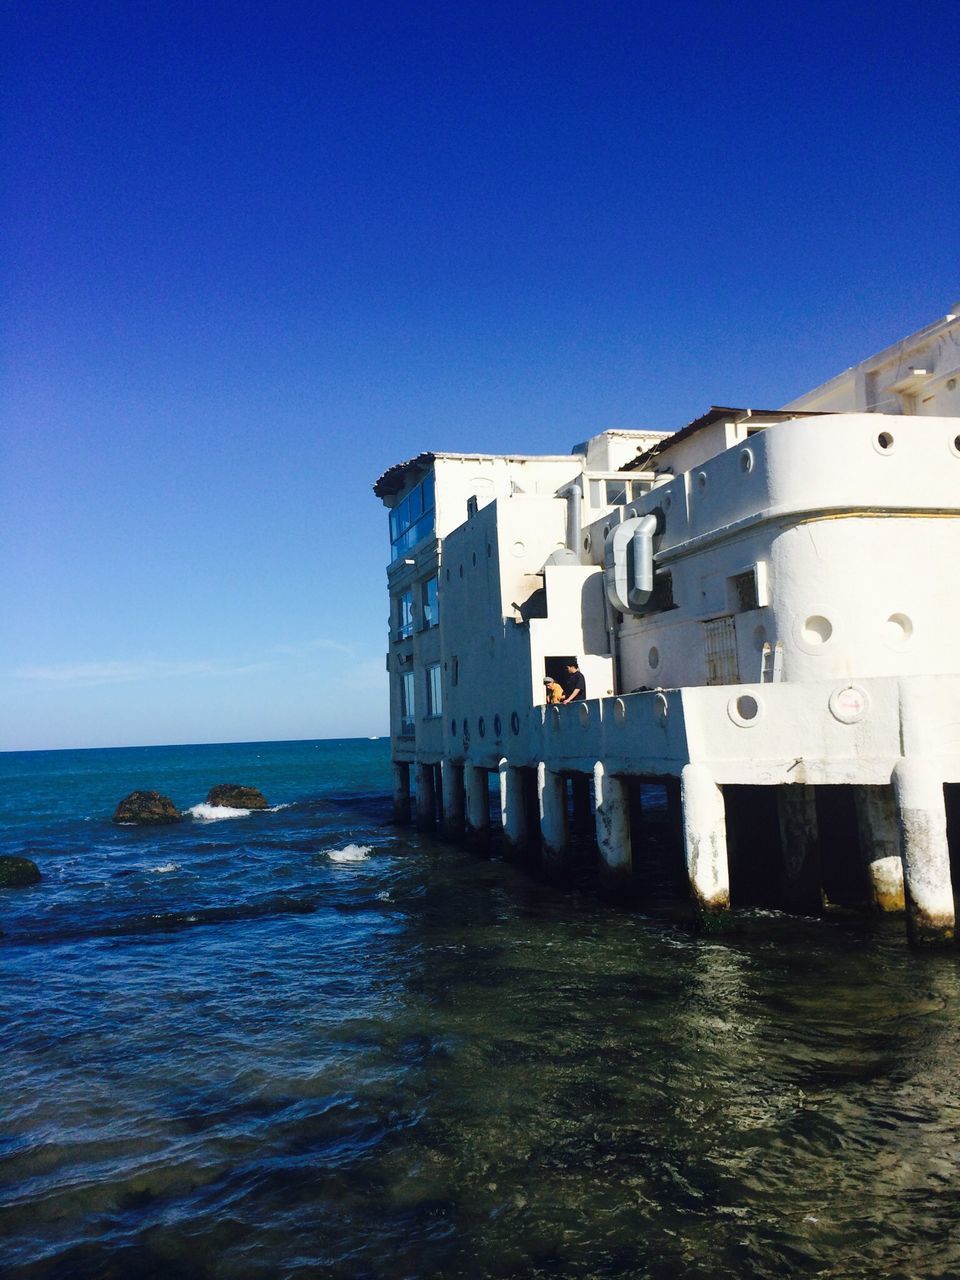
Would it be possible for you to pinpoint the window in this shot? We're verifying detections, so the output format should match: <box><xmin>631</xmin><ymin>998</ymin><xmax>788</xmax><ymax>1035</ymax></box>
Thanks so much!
<box><xmin>420</xmin><ymin>576</ymin><xmax>438</xmax><ymax>628</ymax></box>
<box><xmin>400</xmin><ymin>671</ymin><xmax>415</xmax><ymax>736</ymax></box>
<box><xmin>389</xmin><ymin>472</ymin><xmax>436</xmax><ymax>561</ymax></box>
<box><xmin>396</xmin><ymin>590</ymin><xmax>414</xmax><ymax>640</ymax></box>
<box><xmin>605</xmin><ymin>479</ymin><xmax>628</xmax><ymax>506</ymax></box>
<box><xmin>425</xmin><ymin>663</ymin><xmax>442</xmax><ymax>716</ymax></box>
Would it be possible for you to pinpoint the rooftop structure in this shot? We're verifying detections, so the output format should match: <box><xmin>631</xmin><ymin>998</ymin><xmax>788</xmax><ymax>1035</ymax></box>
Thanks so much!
<box><xmin>373</xmin><ymin>308</ymin><xmax>960</xmax><ymax>946</ymax></box>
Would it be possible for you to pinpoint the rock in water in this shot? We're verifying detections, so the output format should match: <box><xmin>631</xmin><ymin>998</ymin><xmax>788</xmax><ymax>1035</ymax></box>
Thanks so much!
<box><xmin>0</xmin><ymin>856</ymin><xmax>42</xmax><ymax>887</ymax></box>
<box><xmin>113</xmin><ymin>791</ymin><xmax>183</xmax><ymax>824</ymax></box>
<box><xmin>206</xmin><ymin>784</ymin><xmax>269</xmax><ymax>810</ymax></box>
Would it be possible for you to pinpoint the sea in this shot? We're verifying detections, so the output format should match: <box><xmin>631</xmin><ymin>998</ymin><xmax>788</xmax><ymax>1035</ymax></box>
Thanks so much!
<box><xmin>2</xmin><ymin>737</ymin><xmax>960</xmax><ymax>1280</ymax></box>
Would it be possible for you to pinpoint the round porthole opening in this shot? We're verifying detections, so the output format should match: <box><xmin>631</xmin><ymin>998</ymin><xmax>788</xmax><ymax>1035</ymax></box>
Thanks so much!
<box><xmin>740</xmin><ymin>449</ymin><xmax>754</xmax><ymax>474</ymax></box>
<box><xmin>648</xmin><ymin>646</ymin><xmax>660</xmax><ymax>669</ymax></box>
<box><xmin>876</xmin><ymin>431</ymin><xmax>894</xmax><ymax>452</ymax></box>
<box><xmin>478</xmin><ymin>717</ymin><xmax>485</xmax><ymax>738</ymax></box>
<box><xmin>493</xmin><ymin>714</ymin><xmax>502</xmax><ymax>737</ymax></box>
<box><xmin>802</xmin><ymin>614</ymin><xmax>833</xmax><ymax>646</ymax></box>
<box><xmin>510</xmin><ymin>711</ymin><xmax>520</xmax><ymax>735</ymax></box>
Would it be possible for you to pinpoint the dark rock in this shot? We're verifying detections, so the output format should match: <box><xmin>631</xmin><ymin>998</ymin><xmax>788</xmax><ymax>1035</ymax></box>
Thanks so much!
<box><xmin>113</xmin><ymin>791</ymin><xmax>183</xmax><ymax>825</ymax></box>
<box><xmin>206</xmin><ymin>784</ymin><xmax>269</xmax><ymax>810</ymax></box>
<box><xmin>0</xmin><ymin>856</ymin><xmax>42</xmax><ymax>887</ymax></box>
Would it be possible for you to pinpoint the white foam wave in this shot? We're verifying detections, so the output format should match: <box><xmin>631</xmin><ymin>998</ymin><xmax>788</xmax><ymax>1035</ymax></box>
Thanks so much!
<box><xmin>267</xmin><ymin>803</ymin><xmax>291</xmax><ymax>812</ymax></box>
<box><xmin>152</xmin><ymin>862</ymin><xmax>181</xmax><ymax>874</ymax></box>
<box><xmin>327</xmin><ymin>844</ymin><xmax>372</xmax><ymax>863</ymax></box>
<box><xmin>186</xmin><ymin>803</ymin><xmax>251</xmax><ymax>822</ymax></box>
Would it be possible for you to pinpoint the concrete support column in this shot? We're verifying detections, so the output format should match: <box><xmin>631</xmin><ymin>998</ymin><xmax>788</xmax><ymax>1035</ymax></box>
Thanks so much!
<box><xmin>392</xmin><ymin>761</ymin><xmax>411</xmax><ymax>825</ymax></box>
<box><xmin>892</xmin><ymin>760</ymin><xmax>955</xmax><ymax>945</ymax></box>
<box><xmin>854</xmin><ymin>785</ymin><xmax>905</xmax><ymax>912</ymax></box>
<box><xmin>538</xmin><ymin>763</ymin><xmax>570</xmax><ymax>874</ymax></box>
<box><xmin>440</xmin><ymin>760</ymin><xmax>464</xmax><ymax>840</ymax></box>
<box><xmin>415</xmin><ymin>762</ymin><xmax>437</xmax><ymax>830</ymax></box>
<box><xmin>499</xmin><ymin>760</ymin><xmax>528</xmax><ymax>852</ymax></box>
<box><xmin>465</xmin><ymin>766</ymin><xmax>490</xmax><ymax>839</ymax></box>
<box><xmin>680</xmin><ymin>764</ymin><xmax>730</xmax><ymax>913</ymax></box>
<box><xmin>594</xmin><ymin>762</ymin><xmax>632</xmax><ymax>893</ymax></box>
<box><xmin>777</xmin><ymin>784</ymin><xmax>822</xmax><ymax>915</ymax></box>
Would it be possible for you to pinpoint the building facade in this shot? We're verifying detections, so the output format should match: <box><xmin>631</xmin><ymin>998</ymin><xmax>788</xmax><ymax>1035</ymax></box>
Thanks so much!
<box><xmin>373</xmin><ymin>307</ymin><xmax>960</xmax><ymax>944</ymax></box>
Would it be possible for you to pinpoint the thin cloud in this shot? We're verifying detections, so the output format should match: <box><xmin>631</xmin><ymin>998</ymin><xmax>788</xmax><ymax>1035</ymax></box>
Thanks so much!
<box><xmin>14</xmin><ymin>658</ymin><xmax>274</xmax><ymax>687</ymax></box>
<box><xmin>273</xmin><ymin>638</ymin><xmax>356</xmax><ymax>658</ymax></box>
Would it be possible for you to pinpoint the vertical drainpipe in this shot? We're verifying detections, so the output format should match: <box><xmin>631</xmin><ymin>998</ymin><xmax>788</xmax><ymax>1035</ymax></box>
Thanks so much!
<box><xmin>558</xmin><ymin>483</ymin><xmax>582</xmax><ymax>557</ymax></box>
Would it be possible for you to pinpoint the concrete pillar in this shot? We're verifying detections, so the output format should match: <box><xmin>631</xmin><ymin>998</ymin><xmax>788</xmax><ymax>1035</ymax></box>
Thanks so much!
<box><xmin>392</xmin><ymin>761</ymin><xmax>411</xmax><ymax>825</ymax></box>
<box><xmin>415</xmin><ymin>762</ymin><xmax>437</xmax><ymax>830</ymax></box>
<box><xmin>594</xmin><ymin>762</ymin><xmax>632</xmax><ymax>893</ymax></box>
<box><xmin>440</xmin><ymin>759</ymin><xmax>464</xmax><ymax>839</ymax></box>
<box><xmin>892</xmin><ymin>759</ymin><xmax>955</xmax><ymax>945</ymax></box>
<box><xmin>854</xmin><ymin>785</ymin><xmax>905</xmax><ymax>912</ymax></box>
<box><xmin>499</xmin><ymin>760</ymin><xmax>528</xmax><ymax>852</ymax></box>
<box><xmin>777</xmin><ymin>784</ymin><xmax>822</xmax><ymax>915</ymax></box>
<box><xmin>538</xmin><ymin>763</ymin><xmax>570</xmax><ymax>874</ymax></box>
<box><xmin>465</xmin><ymin>766</ymin><xmax>490</xmax><ymax>839</ymax></box>
<box><xmin>680</xmin><ymin>763</ymin><xmax>730</xmax><ymax>913</ymax></box>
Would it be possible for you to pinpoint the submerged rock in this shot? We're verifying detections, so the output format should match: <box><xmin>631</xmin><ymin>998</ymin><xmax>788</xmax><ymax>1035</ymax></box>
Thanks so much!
<box><xmin>113</xmin><ymin>791</ymin><xmax>183</xmax><ymax>825</ymax></box>
<box><xmin>0</xmin><ymin>856</ymin><xmax>42</xmax><ymax>887</ymax></box>
<box><xmin>205</xmin><ymin>784</ymin><xmax>268</xmax><ymax>810</ymax></box>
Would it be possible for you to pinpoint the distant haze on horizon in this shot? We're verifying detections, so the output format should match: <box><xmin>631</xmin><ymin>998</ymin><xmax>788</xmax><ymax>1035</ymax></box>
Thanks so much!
<box><xmin>2</xmin><ymin>0</ymin><xmax>954</xmax><ymax>751</ymax></box>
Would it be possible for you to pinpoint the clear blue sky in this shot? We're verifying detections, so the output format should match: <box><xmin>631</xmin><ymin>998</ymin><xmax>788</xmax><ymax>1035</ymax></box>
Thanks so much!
<box><xmin>2</xmin><ymin>0</ymin><xmax>955</xmax><ymax>751</ymax></box>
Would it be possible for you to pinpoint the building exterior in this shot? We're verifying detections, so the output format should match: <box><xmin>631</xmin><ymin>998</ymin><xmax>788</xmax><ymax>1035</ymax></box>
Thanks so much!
<box><xmin>373</xmin><ymin>307</ymin><xmax>960</xmax><ymax>945</ymax></box>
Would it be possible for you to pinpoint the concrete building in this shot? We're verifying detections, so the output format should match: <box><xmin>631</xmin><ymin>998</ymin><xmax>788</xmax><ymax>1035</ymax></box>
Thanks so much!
<box><xmin>373</xmin><ymin>307</ymin><xmax>960</xmax><ymax>944</ymax></box>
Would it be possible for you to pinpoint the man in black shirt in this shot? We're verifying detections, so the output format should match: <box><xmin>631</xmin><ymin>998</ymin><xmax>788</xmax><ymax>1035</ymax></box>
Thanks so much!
<box><xmin>561</xmin><ymin>661</ymin><xmax>586</xmax><ymax>705</ymax></box>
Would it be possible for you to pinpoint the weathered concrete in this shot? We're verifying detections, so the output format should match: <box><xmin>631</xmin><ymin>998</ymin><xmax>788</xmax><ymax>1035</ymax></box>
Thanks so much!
<box><xmin>465</xmin><ymin>765</ymin><xmax>490</xmax><ymax>839</ymax></box>
<box><xmin>854</xmin><ymin>785</ymin><xmax>905</xmax><ymax>912</ymax></box>
<box><xmin>777</xmin><ymin>784</ymin><xmax>822</xmax><ymax>914</ymax></box>
<box><xmin>441</xmin><ymin>759</ymin><xmax>464</xmax><ymax>839</ymax></box>
<box><xmin>594</xmin><ymin>762</ymin><xmax>632</xmax><ymax>893</ymax></box>
<box><xmin>416</xmin><ymin>762</ymin><xmax>437</xmax><ymax>830</ymax></box>
<box><xmin>680</xmin><ymin>763</ymin><xmax>730</xmax><ymax>913</ymax></box>
<box><xmin>392</xmin><ymin>762</ymin><xmax>411</xmax><ymax>825</ymax></box>
<box><xmin>538</xmin><ymin>763</ymin><xmax>570</xmax><ymax>874</ymax></box>
<box><xmin>892</xmin><ymin>759</ymin><xmax>955</xmax><ymax>945</ymax></box>
<box><xmin>499</xmin><ymin>761</ymin><xmax>528</xmax><ymax>852</ymax></box>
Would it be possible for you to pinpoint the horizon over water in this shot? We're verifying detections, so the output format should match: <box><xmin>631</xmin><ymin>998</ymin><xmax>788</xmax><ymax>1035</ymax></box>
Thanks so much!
<box><xmin>3</xmin><ymin>738</ymin><xmax>960</xmax><ymax>1279</ymax></box>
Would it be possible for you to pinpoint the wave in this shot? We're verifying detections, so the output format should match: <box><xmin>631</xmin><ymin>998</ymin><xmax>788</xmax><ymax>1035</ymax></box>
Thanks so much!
<box><xmin>186</xmin><ymin>804</ymin><xmax>252</xmax><ymax>822</ymax></box>
<box><xmin>151</xmin><ymin>862</ymin><xmax>181</xmax><ymax>874</ymax></box>
<box><xmin>327</xmin><ymin>844</ymin><xmax>372</xmax><ymax>863</ymax></box>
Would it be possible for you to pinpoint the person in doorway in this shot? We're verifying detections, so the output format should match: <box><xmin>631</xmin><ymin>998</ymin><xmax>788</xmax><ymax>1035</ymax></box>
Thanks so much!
<box><xmin>561</xmin><ymin>661</ymin><xmax>586</xmax><ymax>705</ymax></box>
<box><xmin>543</xmin><ymin>675</ymin><xmax>564</xmax><ymax>705</ymax></box>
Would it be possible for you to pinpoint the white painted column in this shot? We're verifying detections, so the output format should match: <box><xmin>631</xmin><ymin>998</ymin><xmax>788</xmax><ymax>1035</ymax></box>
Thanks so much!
<box><xmin>500</xmin><ymin>760</ymin><xmax>527</xmax><ymax>851</ymax></box>
<box><xmin>392</xmin><ymin>761</ymin><xmax>411</xmax><ymax>825</ymax></box>
<box><xmin>892</xmin><ymin>759</ymin><xmax>955</xmax><ymax>945</ymax></box>
<box><xmin>465</xmin><ymin>765</ymin><xmax>490</xmax><ymax>838</ymax></box>
<box><xmin>777</xmin><ymin>784</ymin><xmax>822</xmax><ymax>915</ymax></box>
<box><xmin>854</xmin><ymin>785</ymin><xmax>905</xmax><ymax>912</ymax></box>
<box><xmin>594</xmin><ymin>761</ymin><xmax>632</xmax><ymax>892</ymax></box>
<box><xmin>440</xmin><ymin>759</ymin><xmax>464</xmax><ymax>839</ymax></box>
<box><xmin>538</xmin><ymin>763</ymin><xmax>569</xmax><ymax>873</ymax></box>
<box><xmin>415</xmin><ymin>762</ymin><xmax>436</xmax><ymax>830</ymax></box>
<box><xmin>680</xmin><ymin>763</ymin><xmax>730</xmax><ymax>913</ymax></box>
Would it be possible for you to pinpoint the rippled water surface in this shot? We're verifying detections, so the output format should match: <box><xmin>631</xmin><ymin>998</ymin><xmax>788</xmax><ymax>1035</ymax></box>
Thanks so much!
<box><xmin>3</xmin><ymin>739</ymin><xmax>960</xmax><ymax>1279</ymax></box>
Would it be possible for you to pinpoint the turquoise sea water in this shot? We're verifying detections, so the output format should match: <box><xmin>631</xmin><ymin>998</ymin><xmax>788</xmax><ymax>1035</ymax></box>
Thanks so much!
<box><xmin>3</xmin><ymin>738</ymin><xmax>960</xmax><ymax>1279</ymax></box>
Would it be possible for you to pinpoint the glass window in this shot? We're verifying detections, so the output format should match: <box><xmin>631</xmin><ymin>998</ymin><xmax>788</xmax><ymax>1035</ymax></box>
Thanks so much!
<box><xmin>425</xmin><ymin>663</ymin><xmax>442</xmax><ymax>716</ymax></box>
<box><xmin>396</xmin><ymin>590</ymin><xmax>414</xmax><ymax>640</ymax></box>
<box><xmin>605</xmin><ymin>479</ymin><xmax>628</xmax><ymax>506</ymax></box>
<box><xmin>400</xmin><ymin>671</ymin><xmax>415</xmax><ymax>736</ymax></box>
<box><xmin>420</xmin><ymin>576</ymin><xmax>438</xmax><ymax>628</ymax></box>
<box><xmin>390</xmin><ymin>474</ymin><xmax>437</xmax><ymax>561</ymax></box>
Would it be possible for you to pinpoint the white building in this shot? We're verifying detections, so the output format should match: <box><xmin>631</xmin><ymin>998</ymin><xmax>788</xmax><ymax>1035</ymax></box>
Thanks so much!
<box><xmin>373</xmin><ymin>307</ymin><xmax>960</xmax><ymax>945</ymax></box>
